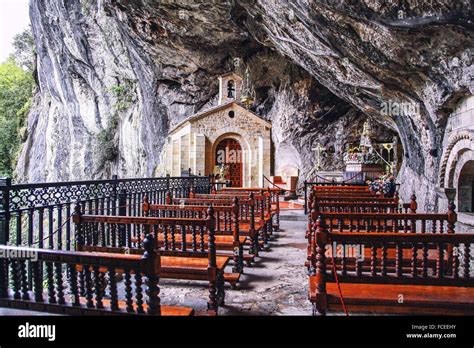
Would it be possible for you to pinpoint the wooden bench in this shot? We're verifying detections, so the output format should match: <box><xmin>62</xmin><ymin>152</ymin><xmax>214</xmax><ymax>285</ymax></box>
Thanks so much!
<box><xmin>305</xmin><ymin>196</ymin><xmax>455</xmax><ymax>271</ymax></box>
<box><xmin>0</xmin><ymin>236</ymin><xmax>194</xmax><ymax>316</ymax></box>
<box><xmin>170</xmin><ymin>194</ymin><xmax>271</xmax><ymax>251</ymax></box>
<box><xmin>73</xmin><ymin>205</ymin><xmax>228</xmax><ymax>313</ymax></box>
<box><xmin>192</xmin><ymin>191</ymin><xmax>275</xmax><ymax>228</ymax></box>
<box><xmin>219</xmin><ymin>187</ymin><xmax>280</xmax><ymax>230</ymax></box>
<box><xmin>142</xmin><ymin>197</ymin><xmax>255</xmax><ymax>273</ymax></box>
<box><xmin>309</xmin><ymin>219</ymin><xmax>474</xmax><ymax>315</ymax></box>
<box><xmin>305</xmin><ymin>191</ymin><xmax>416</xmax><ymax>238</ymax></box>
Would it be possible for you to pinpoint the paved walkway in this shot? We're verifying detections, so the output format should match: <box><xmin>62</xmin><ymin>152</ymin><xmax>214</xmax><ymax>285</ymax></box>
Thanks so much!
<box><xmin>157</xmin><ymin>209</ymin><xmax>311</xmax><ymax>315</ymax></box>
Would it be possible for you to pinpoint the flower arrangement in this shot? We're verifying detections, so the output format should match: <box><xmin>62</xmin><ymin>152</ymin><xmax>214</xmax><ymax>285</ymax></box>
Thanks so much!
<box><xmin>366</xmin><ymin>174</ymin><xmax>397</xmax><ymax>198</ymax></box>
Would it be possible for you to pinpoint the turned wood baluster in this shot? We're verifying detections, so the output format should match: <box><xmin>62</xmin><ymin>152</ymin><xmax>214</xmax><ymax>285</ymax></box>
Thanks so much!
<box><xmin>447</xmin><ymin>201</ymin><xmax>457</xmax><ymax>275</ymax></box>
<box><xmin>32</xmin><ymin>261</ymin><xmax>43</xmax><ymax>302</ymax></box>
<box><xmin>376</xmin><ymin>219</ymin><xmax>381</xmax><ymax>232</ymax></box>
<box><xmin>232</xmin><ymin>197</ymin><xmax>241</xmax><ymax>272</ymax></box>
<box><xmin>370</xmin><ymin>244</ymin><xmax>377</xmax><ymax>276</ymax></box>
<box><xmin>135</xmin><ymin>272</ymin><xmax>144</xmax><ymax>314</ymax></box>
<box><xmin>181</xmin><ymin>224</ymin><xmax>186</xmax><ymax>252</ymax></box>
<box><xmin>422</xmin><ymin>243</ymin><xmax>429</xmax><ymax>278</ymax></box>
<box><xmin>124</xmin><ymin>270</ymin><xmax>134</xmax><ymax>313</ymax></box>
<box><xmin>100</xmin><ymin>221</ymin><xmax>106</xmax><ymax>247</ymax></box>
<box><xmin>55</xmin><ymin>263</ymin><xmax>65</xmax><ymax>304</ymax></box>
<box><xmin>84</xmin><ymin>266</ymin><xmax>94</xmax><ymax>308</ymax></box>
<box><xmin>411</xmin><ymin>243</ymin><xmax>418</xmax><ymax>277</ymax></box>
<box><xmin>249</xmin><ymin>193</ymin><xmax>257</xmax><ymax>255</ymax></box>
<box><xmin>464</xmin><ymin>244</ymin><xmax>471</xmax><ymax>279</ymax></box>
<box><xmin>453</xmin><ymin>243</ymin><xmax>459</xmax><ymax>279</ymax></box>
<box><xmin>170</xmin><ymin>225</ymin><xmax>176</xmax><ymax>251</ymax></box>
<box><xmin>46</xmin><ymin>262</ymin><xmax>56</xmax><ymax>303</ymax></box>
<box><xmin>11</xmin><ymin>260</ymin><xmax>21</xmax><ymax>300</ymax></box>
<box><xmin>19</xmin><ymin>260</ymin><xmax>29</xmax><ymax>300</ymax></box>
<box><xmin>207</xmin><ymin>206</ymin><xmax>218</xmax><ymax>312</ymax></box>
<box><xmin>395</xmin><ymin>243</ymin><xmax>402</xmax><ymax>277</ymax></box>
<box><xmin>78</xmin><ymin>268</ymin><xmax>86</xmax><ymax>297</ymax></box>
<box><xmin>314</xmin><ymin>216</ymin><xmax>327</xmax><ymax>316</ymax></box>
<box><xmin>199</xmin><ymin>225</ymin><xmax>205</xmax><ymax>252</ymax></box>
<box><xmin>93</xmin><ymin>266</ymin><xmax>104</xmax><ymax>309</ymax></box>
<box><xmin>142</xmin><ymin>234</ymin><xmax>161</xmax><ymax>315</ymax></box>
<box><xmin>0</xmin><ymin>259</ymin><xmax>8</xmax><ymax>298</ymax></box>
<box><xmin>108</xmin><ymin>268</ymin><xmax>119</xmax><ymax>311</ymax></box>
<box><xmin>341</xmin><ymin>241</ymin><xmax>347</xmax><ymax>276</ymax></box>
<box><xmin>111</xmin><ymin>223</ymin><xmax>117</xmax><ymax>248</ymax></box>
<box><xmin>259</xmin><ymin>192</ymin><xmax>266</xmax><ymax>244</ymax></box>
<box><xmin>163</xmin><ymin>225</ymin><xmax>169</xmax><ymax>250</ymax></box>
<box><xmin>381</xmin><ymin>243</ymin><xmax>388</xmax><ymax>276</ymax></box>
<box><xmin>68</xmin><ymin>264</ymin><xmax>80</xmax><ymax>306</ymax></box>
<box><xmin>192</xmin><ymin>225</ymin><xmax>197</xmax><ymax>252</ymax></box>
<box><xmin>421</xmin><ymin>220</ymin><xmax>426</xmax><ymax>234</ymax></box>
<box><xmin>437</xmin><ymin>243</ymin><xmax>444</xmax><ymax>278</ymax></box>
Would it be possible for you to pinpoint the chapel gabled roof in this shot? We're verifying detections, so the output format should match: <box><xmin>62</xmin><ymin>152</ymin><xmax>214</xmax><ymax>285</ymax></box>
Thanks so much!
<box><xmin>169</xmin><ymin>101</ymin><xmax>271</xmax><ymax>135</ymax></box>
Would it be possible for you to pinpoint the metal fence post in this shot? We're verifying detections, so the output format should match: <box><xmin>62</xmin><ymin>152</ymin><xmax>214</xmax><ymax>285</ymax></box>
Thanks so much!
<box><xmin>111</xmin><ymin>175</ymin><xmax>118</xmax><ymax>216</ymax></box>
<box><xmin>304</xmin><ymin>180</ymin><xmax>308</xmax><ymax>215</ymax></box>
<box><xmin>117</xmin><ymin>180</ymin><xmax>127</xmax><ymax>247</ymax></box>
<box><xmin>0</xmin><ymin>178</ymin><xmax>11</xmax><ymax>245</ymax></box>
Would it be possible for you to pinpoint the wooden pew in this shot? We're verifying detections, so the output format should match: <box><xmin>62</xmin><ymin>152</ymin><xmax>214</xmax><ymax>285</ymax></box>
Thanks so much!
<box><xmin>305</xmin><ymin>191</ymin><xmax>414</xmax><ymax>238</ymax></box>
<box><xmin>219</xmin><ymin>187</ymin><xmax>280</xmax><ymax>230</ymax></box>
<box><xmin>73</xmin><ymin>205</ymin><xmax>228</xmax><ymax>313</ymax></box>
<box><xmin>189</xmin><ymin>193</ymin><xmax>273</xmax><ymax>232</ymax></box>
<box><xmin>305</xmin><ymin>193</ymin><xmax>449</xmax><ymax>272</ymax></box>
<box><xmin>142</xmin><ymin>197</ymin><xmax>254</xmax><ymax>274</ymax></box>
<box><xmin>170</xmin><ymin>194</ymin><xmax>271</xmax><ymax>251</ymax></box>
<box><xmin>0</xmin><ymin>236</ymin><xmax>194</xmax><ymax>316</ymax></box>
<box><xmin>309</xmin><ymin>218</ymin><xmax>474</xmax><ymax>315</ymax></box>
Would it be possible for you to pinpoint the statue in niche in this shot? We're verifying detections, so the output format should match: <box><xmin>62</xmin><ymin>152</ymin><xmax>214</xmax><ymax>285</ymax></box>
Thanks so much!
<box><xmin>213</xmin><ymin>163</ymin><xmax>229</xmax><ymax>182</ymax></box>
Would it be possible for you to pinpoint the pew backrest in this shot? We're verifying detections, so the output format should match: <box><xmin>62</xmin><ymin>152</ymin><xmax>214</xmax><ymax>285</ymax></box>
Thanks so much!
<box><xmin>0</xmin><ymin>236</ymin><xmax>163</xmax><ymax>315</ymax></box>
<box><xmin>73</xmin><ymin>212</ymin><xmax>217</xmax><ymax>265</ymax></box>
<box><xmin>314</xmin><ymin>229</ymin><xmax>474</xmax><ymax>287</ymax></box>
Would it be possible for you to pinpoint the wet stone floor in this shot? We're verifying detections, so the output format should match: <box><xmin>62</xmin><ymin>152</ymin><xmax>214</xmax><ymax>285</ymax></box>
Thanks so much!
<box><xmin>159</xmin><ymin>212</ymin><xmax>311</xmax><ymax>315</ymax></box>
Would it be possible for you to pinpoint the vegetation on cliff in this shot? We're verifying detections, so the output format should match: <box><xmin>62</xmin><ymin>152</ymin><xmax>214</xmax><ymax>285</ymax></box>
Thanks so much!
<box><xmin>0</xmin><ymin>28</ymin><xmax>35</xmax><ymax>176</ymax></box>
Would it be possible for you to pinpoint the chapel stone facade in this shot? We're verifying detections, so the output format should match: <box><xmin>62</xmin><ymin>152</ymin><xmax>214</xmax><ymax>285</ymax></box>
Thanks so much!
<box><xmin>162</xmin><ymin>72</ymin><xmax>272</xmax><ymax>187</ymax></box>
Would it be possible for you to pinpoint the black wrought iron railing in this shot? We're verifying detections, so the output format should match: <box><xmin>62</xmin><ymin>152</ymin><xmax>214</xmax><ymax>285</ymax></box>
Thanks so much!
<box><xmin>0</xmin><ymin>175</ymin><xmax>211</xmax><ymax>249</ymax></box>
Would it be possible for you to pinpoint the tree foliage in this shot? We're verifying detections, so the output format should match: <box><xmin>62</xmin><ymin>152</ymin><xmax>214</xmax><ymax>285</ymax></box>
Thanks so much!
<box><xmin>0</xmin><ymin>58</ymin><xmax>34</xmax><ymax>177</ymax></box>
<box><xmin>12</xmin><ymin>27</ymin><xmax>35</xmax><ymax>72</ymax></box>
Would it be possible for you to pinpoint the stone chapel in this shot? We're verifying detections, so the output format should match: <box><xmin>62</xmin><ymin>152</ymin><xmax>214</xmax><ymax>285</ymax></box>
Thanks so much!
<box><xmin>161</xmin><ymin>72</ymin><xmax>272</xmax><ymax>187</ymax></box>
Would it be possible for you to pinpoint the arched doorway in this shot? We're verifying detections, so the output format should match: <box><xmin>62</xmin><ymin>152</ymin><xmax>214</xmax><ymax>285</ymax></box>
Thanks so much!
<box><xmin>215</xmin><ymin>138</ymin><xmax>242</xmax><ymax>187</ymax></box>
<box><xmin>458</xmin><ymin>161</ymin><xmax>474</xmax><ymax>213</ymax></box>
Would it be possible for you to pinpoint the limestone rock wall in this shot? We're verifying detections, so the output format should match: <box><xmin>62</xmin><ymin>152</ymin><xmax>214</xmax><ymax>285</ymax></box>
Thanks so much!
<box><xmin>17</xmin><ymin>0</ymin><xmax>473</xmax><ymax>212</ymax></box>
